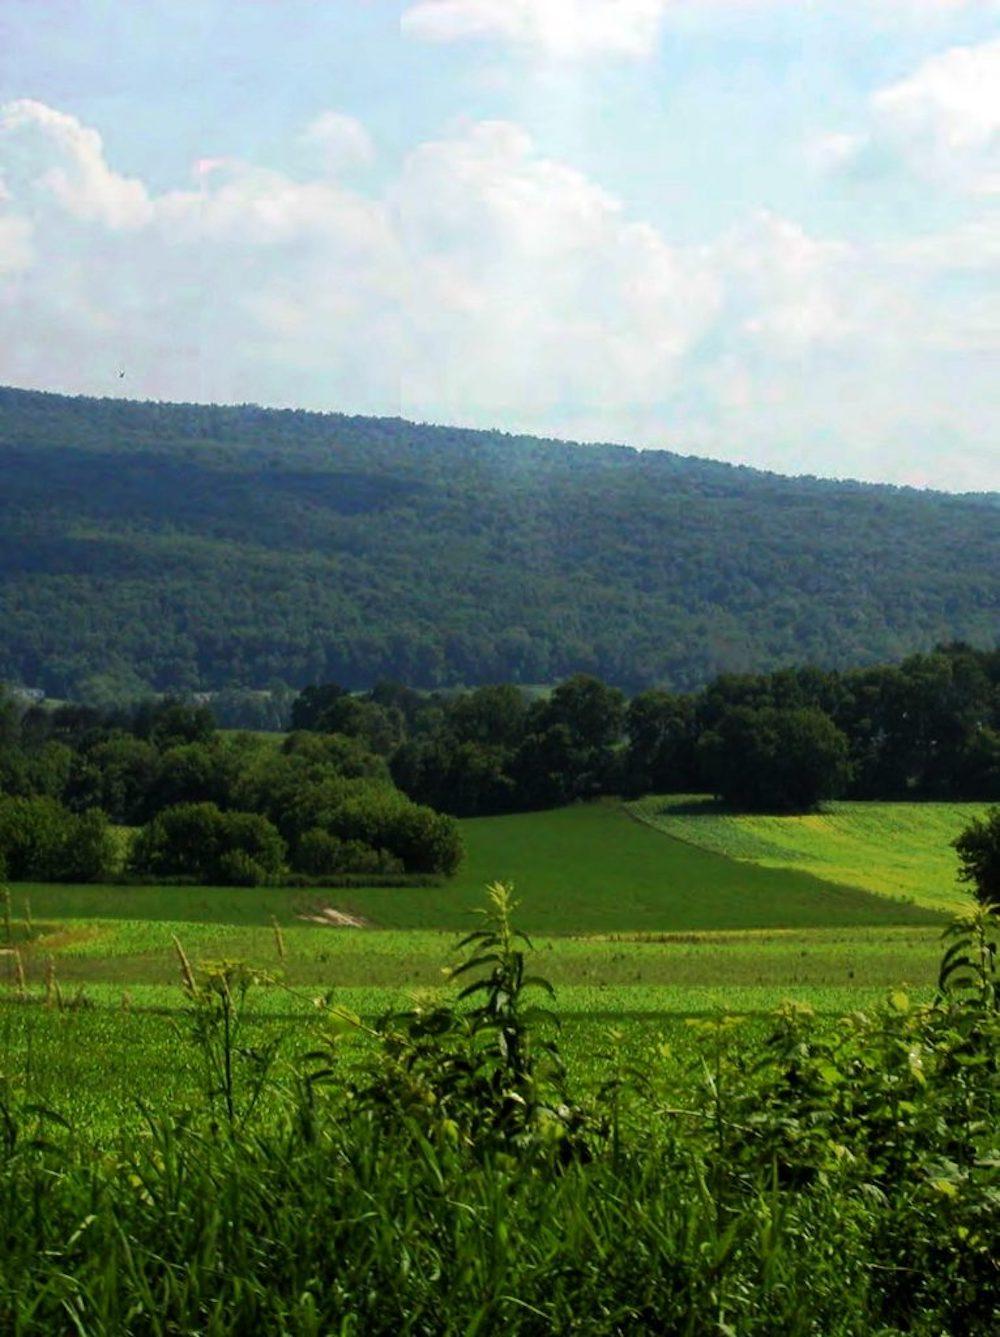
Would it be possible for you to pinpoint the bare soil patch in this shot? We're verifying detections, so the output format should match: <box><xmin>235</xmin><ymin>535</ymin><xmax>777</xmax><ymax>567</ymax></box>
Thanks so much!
<box><xmin>297</xmin><ymin>906</ymin><xmax>368</xmax><ymax>929</ymax></box>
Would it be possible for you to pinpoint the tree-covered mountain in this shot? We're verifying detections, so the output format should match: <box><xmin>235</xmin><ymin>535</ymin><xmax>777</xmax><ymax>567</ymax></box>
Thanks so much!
<box><xmin>1</xmin><ymin>385</ymin><xmax>996</xmax><ymax>699</ymax></box>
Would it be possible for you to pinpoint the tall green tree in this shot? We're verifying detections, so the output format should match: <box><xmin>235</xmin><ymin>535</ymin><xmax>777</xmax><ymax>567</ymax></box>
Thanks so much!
<box><xmin>624</xmin><ymin>690</ymin><xmax>696</xmax><ymax>795</ymax></box>
<box><xmin>698</xmin><ymin>705</ymin><xmax>852</xmax><ymax>812</ymax></box>
<box><xmin>953</xmin><ymin>806</ymin><xmax>1000</xmax><ymax>910</ymax></box>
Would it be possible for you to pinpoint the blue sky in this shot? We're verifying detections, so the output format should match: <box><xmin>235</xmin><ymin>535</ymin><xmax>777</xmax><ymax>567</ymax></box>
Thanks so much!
<box><xmin>0</xmin><ymin>0</ymin><xmax>997</xmax><ymax>489</ymax></box>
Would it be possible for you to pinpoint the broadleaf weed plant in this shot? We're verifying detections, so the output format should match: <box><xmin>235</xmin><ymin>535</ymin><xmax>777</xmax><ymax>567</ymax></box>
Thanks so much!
<box><xmin>349</xmin><ymin>881</ymin><xmax>595</xmax><ymax>1159</ymax></box>
<box><xmin>171</xmin><ymin>936</ymin><xmax>284</xmax><ymax>1133</ymax></box>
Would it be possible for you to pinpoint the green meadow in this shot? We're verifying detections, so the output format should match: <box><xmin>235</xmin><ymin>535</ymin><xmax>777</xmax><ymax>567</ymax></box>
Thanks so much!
<box><xmin>628</xmin><ymin>795</ymin><xmax>986</xmax><ymax>912</ymax></box>
<box><xmin>0</xmin><ymin>946</ymin><xmax>942</xmax><ymax>1142</ymax></box>
<box><xmin>0</xmin><ymin>798</ymin><xmax>965</xmax><ymax>1137</ymax></box>
<box><xmin>18</xmin><ymin>799</ymin><xmax>945</xmax><ymax>935</ymax></box>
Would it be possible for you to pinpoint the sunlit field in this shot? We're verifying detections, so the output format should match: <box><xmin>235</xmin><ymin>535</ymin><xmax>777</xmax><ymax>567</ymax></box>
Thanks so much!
<box><xmin>0</xmin><ymin>798</ymin><xmax>961</xmax><ymax>1142</ymax></box>
<box><xmin>628</xmin><ymin>796</ymin><xmax>987</xmax><ymax>912</ymax></box>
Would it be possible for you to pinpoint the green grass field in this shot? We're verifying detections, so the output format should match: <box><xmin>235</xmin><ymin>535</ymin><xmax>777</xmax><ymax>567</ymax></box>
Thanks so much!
<box><xmin>0</xmin><ymin>959</ymin><xmax>941</xmax><ymax>1141</ymax></box>
<box><xmin>0</xmin><ymin>798</ymin><xmax>966</xmax><ymax>1137</ymax></box>
<box><xmin>21</xmin><ymin>800</ymin><xmax>944</xmax><ymax>935</ymax></box>
<box><xmin>628</xmin><ymin>796</ymin><xmax>986</xmax><ymax>912</ymax></box>
<box><xmin>4</xmin><ymin>799</ymin><xmax>947</xmax><ymax>1007</ymax></box>
<box><xmin>4</xmin><ymin>918</ymin><xmax>945</xmax><ymax>992</ymax></box>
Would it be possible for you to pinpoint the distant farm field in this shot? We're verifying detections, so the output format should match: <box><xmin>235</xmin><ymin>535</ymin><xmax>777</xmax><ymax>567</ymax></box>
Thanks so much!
<box><xmin>628</xmin><ymin>796</ymin><xmax>987</xmax><ymax>912</ymax></box>
<box><xmin>0</xmin><ymin>798</ymin><xmax>966</xmax><ymax>1140</ymax></box>
<box><xmin>18</xmin><ymin>801</ymin><xmax>942</xmax><ymax>935</ymax></box>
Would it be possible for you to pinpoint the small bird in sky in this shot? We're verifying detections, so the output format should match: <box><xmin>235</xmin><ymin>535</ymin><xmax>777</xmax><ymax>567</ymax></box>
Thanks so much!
<box><xmin>118</xmin><ymin>368</ymin><xmax>126</xmax><ymax>379</ymax></box>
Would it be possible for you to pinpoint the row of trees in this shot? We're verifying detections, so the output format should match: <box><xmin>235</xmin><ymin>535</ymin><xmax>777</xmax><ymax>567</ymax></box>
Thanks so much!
<box><xmin>0</xmin><ymin>697</ymin><xmax>462</xmax><ymax>884</ymax></box>
<box><xmin>1</xmin><ymin>642</ymin><xmax>997</xmax><ymax>881</ymax></box>
<box><xmin>289</xmin><ymin>643</ymin><xmax>1000</xmax><ymax>815</ymax></box>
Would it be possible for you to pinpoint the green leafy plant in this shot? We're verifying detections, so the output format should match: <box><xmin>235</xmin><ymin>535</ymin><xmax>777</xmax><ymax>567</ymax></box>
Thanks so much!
<box><xmin>352</xmin><ymin>882</ymin><xmax>591</xmax><ymax>1157</ymax></box>
<box><xmin>172</xmin><ymin>937</ymin><xmax>282</xmax><ymax>1131</ymax></box>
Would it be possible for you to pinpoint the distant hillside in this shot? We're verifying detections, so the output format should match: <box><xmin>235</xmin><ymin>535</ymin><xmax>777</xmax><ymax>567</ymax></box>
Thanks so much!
<box><xmin>0</xmin><ymin>385</ymin><xmax>997</xmax><ymax>698</ymax></box>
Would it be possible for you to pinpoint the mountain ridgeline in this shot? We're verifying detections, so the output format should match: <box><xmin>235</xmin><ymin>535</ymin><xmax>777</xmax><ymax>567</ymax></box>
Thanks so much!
<box><xmin>1</xmin><ymin>385</ymin><xmax>997</xmax><ymax>699</ymax></box>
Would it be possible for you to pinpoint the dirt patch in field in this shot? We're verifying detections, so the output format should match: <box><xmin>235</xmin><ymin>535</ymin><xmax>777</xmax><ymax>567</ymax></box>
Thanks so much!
<box><xmin>297</xmin><ymin>906</ymin><xmax>368</xmax><ymax>929</ymax></box>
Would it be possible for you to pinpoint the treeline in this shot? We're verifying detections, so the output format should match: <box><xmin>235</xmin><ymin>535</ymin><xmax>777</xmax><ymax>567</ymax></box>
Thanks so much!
<box><xmin>287</xmin><ymin>643</ymin><xmax>1000</xmax><ymax>816</ymax></box>
<box><xmin>2</xmin><ymin>642</ymin><xmax>996</xmax><ymax>884</ymax></box>
<box><xmin>0</xmin><ymin>695</ymin><xmax>461</xmax><ymax>885</ymax></box>
<box><xmin>1</xmin><ymin>385</ymin><xmax>997</xmax><ymax>699</ymax></box>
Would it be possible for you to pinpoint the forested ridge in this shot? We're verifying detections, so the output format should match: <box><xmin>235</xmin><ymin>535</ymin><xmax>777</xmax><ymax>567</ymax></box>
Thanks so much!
<box><xmin>1</xmin><ymin>384</ymin><xmax>997</xmax><ymax>699</ymax></box>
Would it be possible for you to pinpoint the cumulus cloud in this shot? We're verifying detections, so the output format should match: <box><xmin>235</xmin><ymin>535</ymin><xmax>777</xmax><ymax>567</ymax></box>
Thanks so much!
<box><xmin>717</xmin><ymin>212</ymin><xmax>856</xmax><ymax>347</ymax></box>
<box><xmin>0</xmin><ymin>213</ymin><xmax>33</xmax><ymax>277</ymax></box>
<box><xmin>823</xmin><ymin>38</ymin><xmax>1000</xmax><ymax>194</ymax></box>
<box><xmin>0</xmin><ymin>100</ymin><xmax>153</xmax><ymax>228</ymax></box>
<box><xmin>393</xmin><ymin>120</ymin><xmax>997</xmax><ymax>487</ymax></box>
<box><xmin>0</xmin><ymin>100</ymin><xmax>996</xmax><ymax>488</ymax></box>
<box><xmin>394</xmin><ymin>119</ymin><xmax>724</xmax><ymax>418</ymax></box>
<box><xmin>402</xmin><ymin>2</ymin><xmax>1000</xmax><ymax>60</ymax></box>
<box><xmin>301</xmin><ymin>111</ymin><xmax>376</xmax><ymax>174</ymax></box>
<box><xmin>0</xmin><ymin>100</ymin><xmax>401</xmax><ymax>410</ymax></box>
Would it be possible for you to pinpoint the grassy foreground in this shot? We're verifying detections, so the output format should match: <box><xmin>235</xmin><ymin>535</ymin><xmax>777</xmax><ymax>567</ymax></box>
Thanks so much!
<box><xmin>0</xmin><ymin>799</ymin><xmax>992</xmax><ymax>1331</ymax></box>
<box><xmin>0</xmin><ymin>800</ymin><xmax>961</xmax><ymax>1141</ymax></box>
<box><xmin>0</xmin><ymin>890</ymin><xmax>996</xmax><ymax>1335</ymax></box>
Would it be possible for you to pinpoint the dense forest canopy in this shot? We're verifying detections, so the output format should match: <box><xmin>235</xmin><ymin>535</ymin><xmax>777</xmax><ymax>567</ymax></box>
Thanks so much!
<box><xmin>0</xmin><ymin>693</ymin><xmax>462</xmax><ymax>885</ymax></box>
<box><xmin>0</xmin><ymin>385</ymin><xmax>997</xmax><ymax>700</ymax></box>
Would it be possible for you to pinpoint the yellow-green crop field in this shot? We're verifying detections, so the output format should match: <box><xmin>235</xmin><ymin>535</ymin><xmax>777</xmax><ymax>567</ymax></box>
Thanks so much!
<box><xmin>627</xmin><ymin>796</ymin><xmax>988</xmax><ymax>912</ymax></box>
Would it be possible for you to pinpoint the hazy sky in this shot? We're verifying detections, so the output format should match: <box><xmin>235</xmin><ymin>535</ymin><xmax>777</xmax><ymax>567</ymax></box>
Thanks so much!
<box><xmin>1</xmin><ymin>1</ymin><xmax>998</xmax><ymax>490</ymax></box>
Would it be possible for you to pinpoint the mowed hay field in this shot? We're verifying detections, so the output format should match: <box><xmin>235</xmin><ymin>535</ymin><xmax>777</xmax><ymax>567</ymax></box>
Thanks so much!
<box><xmin>628</xmin><ymin>796</ymin><xmax>988</xmax><ymax>913</ymax></box>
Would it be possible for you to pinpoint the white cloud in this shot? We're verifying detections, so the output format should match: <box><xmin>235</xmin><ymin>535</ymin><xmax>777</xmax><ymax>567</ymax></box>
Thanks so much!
<box><xmin>893</xmin><ymin>217</ymin><xmax>1000</xmax><ymax>271</ymax></box>
<box><xmin>156</xmin><ymin>162</ymin><xmax>392</xmax><ymax>250</ymax></box>
<box><xmin>0</xmin><ymin>101</ymin><xmax>996</xmax><ymax>488</ymax></box>
<box><xmin>875</xmin><ymin>38</ymin><xmax>1000</xmax><ymax>193</ymax></box>
<box><xmin>0</xmin><ymin>100</ymin><xmax>153</xmax><ymax>228</ymax></box>
<box><xmin>402</xmin><ymin>0</ymin><xmax>671</xmax><ymax>59</ymax></box>
<box><xmin>823</xmin><ymin>38</ymin><xmax>1000</xmax><ymax>194</ymax></box>
<box><xmin>394</xmin><ymin>119</ymin><xmax>722</xmax><ymax>417</ymax></box>
<box><xmin>0</xmin><ymin>99</ymin><xmax>401</xmax><ymax>410</ymax></box>
<box><xmin>0</xmin><ymin>212</ymin><xmax>33</xmax><ymax>276</ymax></box>
<box><xmin>301</xmin><ymin>111</ymin><xmax>375</xmax><ymax>174</ymax></box>
<box><xmin>718</xmin><ymin>212</ymin><xmax>856</xmax><ymax>347</ymax></box>
<box><xmin>402</xmin><ymin>2</ymin><xmax>1000</xmax><ymax>60</ymax></box>
<box><xmin>391</xmin><ymin>121</ymin><xmax>997</xmax><ymax>488</ymax></box>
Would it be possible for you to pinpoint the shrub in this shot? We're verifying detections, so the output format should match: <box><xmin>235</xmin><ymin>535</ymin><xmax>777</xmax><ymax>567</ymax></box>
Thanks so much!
<box><xmin>256</xmin><ymin>772</ymin><xmax>463</xmax><ymax>877</ymax></box>
<box><xmin>295</xmin><ymin>827</ymin><xmax>403</xmax><ymax>877</ymax></box>
<box><xmin>0</xmin><ymin>794</ymin><xmax>116</xmax><ymax>881</ymax></box>
<box><xmin>60</xmin><ymin>808</ymin><xmax>119</xmax><ymax>882</ymax></box>
<box><xmin>380</xmin><ymin>802</ymin><xmax>463</xmax><ymax>875</ymax></box>
<box><xmin>0</xmin><ymin>795</ymin><xmax>64</xmax><ymax>878</ymax></box>
<box><xmin>130</xmin><ymin>802</ymin><xmax>286</xmax><ymax>885</ymax></box>
<box><xmin>953</xmin><ymin>805</ymin><xmax>1000</xmax><ymax>909</ymax></box>
<box><xmin>215</xmin><ymin>849</ymin><xmax>269</xmax><ymax>887</ymax></box>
